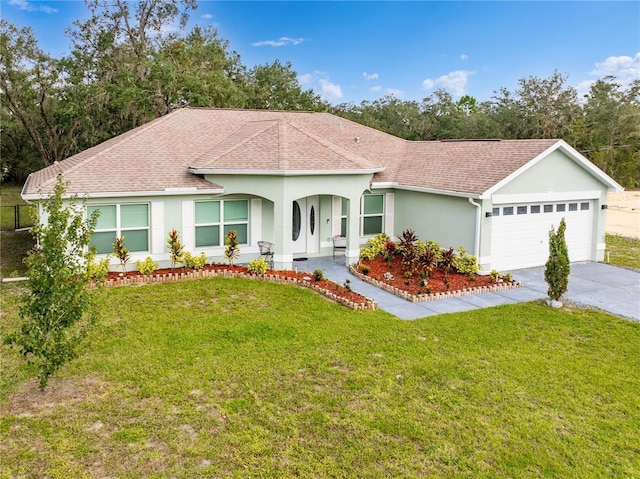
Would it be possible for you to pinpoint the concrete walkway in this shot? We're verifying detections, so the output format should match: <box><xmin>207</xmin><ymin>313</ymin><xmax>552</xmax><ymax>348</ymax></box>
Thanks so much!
<box><xmin>299</xmin><ymin>257</ymin><xmax>640</xmax><ymax>321</ymax></box>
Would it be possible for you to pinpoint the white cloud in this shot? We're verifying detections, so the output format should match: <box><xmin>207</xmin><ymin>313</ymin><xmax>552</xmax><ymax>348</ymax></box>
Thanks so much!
<box><xmin>385</xmin><ymin>88</ymin><xmax>404</xmax><ymax>98</ymax></box>
<box><xmin>572</xmin><ymin>53</ymin><xmax>640</xmax><ymax>102</ymax></box>
<box><xmin>590</xmin><ymin>53</ymin><xmax>640</xmax><ymax>85</ymax></box>
<box><xmin>252</xmin><ymin>37</ymin><xmax>306</xmax><ymax>47</ymax></box>
<box><xmin>298</xmin><ymin>73</ymin><xmax>313</xmax><ymax>85</ymax></box>
<box><xmin>320</xmin><ymin>79</ymin><xmax>343</xmax><ymax>101</ymax></box>
<box><xmin>370</xmin><ymin>85</ymin><xmax>382</xmax><ymax>92</ymax></box>
<box><xmin>422</xmin><ymin>70</ymin><xmax>475</xmax><ymax>96</ymax></box>
<box><xmin>363</xmin><ymin>72</ymin><xmax>379</xmax><ymax>81</ymax></box>
<box><xmin>9</xmin><ymin>0</ymin><xmax>57</xmax><ymax>13</ymax></box>
<box><xmin>460</xmin><ymin>54</ymin><xmax>468</xmax><ymax>61</ymax></box>
<box><xmin>201</xmin><ymin>13</ymin><xmax>213</xmax><ymax>20</ymax></box>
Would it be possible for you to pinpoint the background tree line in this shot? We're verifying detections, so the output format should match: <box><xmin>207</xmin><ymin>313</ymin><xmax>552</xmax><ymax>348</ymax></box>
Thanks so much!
<box><xmin>2</xmin><ymin>0</ymin><xmax>638</xmax><ymax>188</ymax></box>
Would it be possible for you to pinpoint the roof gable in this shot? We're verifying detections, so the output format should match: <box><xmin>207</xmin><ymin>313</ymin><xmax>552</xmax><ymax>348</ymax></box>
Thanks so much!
<box><xmin>190</xmin><ymin>118</ymin><xmax>381</xmax><ymax>173</ymax></box>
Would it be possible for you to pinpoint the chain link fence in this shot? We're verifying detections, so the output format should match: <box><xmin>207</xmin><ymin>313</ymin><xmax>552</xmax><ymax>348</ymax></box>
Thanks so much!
<box><xmin>1</xmin><ymin>204</ymin><xmax>34</xmax><ymax>231</ymax></box>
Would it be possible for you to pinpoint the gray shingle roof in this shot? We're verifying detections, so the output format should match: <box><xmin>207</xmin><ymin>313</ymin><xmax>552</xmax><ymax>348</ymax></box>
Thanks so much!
<box><xmin>23</xmin><ymin>108</ymin><xmax>560</xmax><ymax>197</ymax></box>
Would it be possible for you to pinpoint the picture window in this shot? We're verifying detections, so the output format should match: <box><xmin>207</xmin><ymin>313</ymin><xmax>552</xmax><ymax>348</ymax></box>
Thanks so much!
<box><xmin>88</xmin><ymin>204</ymin><xmax>149</xmax><ymax>254</ymax></box>
<box><xmin>195</xmin><ymin>200</ymin><xmax>248</xmax><ymax>248</ymax></box>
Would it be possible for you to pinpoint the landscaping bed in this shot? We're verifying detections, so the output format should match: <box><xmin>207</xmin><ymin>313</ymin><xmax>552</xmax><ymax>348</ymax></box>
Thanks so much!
<box><xmin>101</xmin><ymin>263</ymin><xmax>376</xmax><ymax>311</ymax></box>
<box><xmin>352</xmin><ymin>256</ymin><xmax>521</xmax><ymax>302</ymax></box>
<box><xmin>353</xmin><ymin>231</ymin><xmax>521</xmax><ymax>303</ymax></box>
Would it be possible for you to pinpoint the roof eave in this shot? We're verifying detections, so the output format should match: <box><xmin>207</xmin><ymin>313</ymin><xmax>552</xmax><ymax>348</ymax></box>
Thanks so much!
<box><xmin>372</xmin><ymin>181</ymin><xmax>481</xmax><ymax>199</ymax></box>
<box><xmin>189</xmin><ymin>167</ymin><xmax>385</xmax><ymax>176</ymax></box>
<box><xmin>21</xmin><ymin>187</ymin><xmax>225</xmax><ymax>201</ymax></box>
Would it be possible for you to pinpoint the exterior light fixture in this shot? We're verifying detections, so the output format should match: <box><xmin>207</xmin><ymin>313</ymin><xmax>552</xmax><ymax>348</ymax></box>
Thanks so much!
<box><xmin>601</xmin><ymin>205</ymin><xmax>608</xmax><ymax>210</ymax></box>
<box><xmin>485</xmin><ymin>212</ymin><xmax>493</xmax><ymax>217</ymax></box>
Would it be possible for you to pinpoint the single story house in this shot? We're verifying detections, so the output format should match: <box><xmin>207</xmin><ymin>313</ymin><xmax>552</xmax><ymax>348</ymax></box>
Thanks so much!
<box><xmin>22</xmin><ymin>108</ymin><xmax>622</xmax><ymax>273</ymax></box>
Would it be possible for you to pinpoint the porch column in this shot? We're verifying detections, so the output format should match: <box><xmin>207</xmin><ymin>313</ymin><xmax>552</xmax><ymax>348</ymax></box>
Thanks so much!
<box><xmin>345</xmin><ymin>195</ymin><xmax>361</xmax><ymax>266</ymax></box>
<box><xmin>272</xmin><ymin>197</ymin><xmax>293</xmax><ymax>270</ymax></box>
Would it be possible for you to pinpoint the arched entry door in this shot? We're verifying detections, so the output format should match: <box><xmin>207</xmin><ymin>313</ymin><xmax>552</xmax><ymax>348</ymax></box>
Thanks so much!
<box><xmin>292</xmin><ymin>196</ymin><xmax>319</xmax><ymax>254</ymax></box>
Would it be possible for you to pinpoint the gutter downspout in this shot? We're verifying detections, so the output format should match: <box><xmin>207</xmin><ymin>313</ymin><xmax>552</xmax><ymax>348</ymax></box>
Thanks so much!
<box><xmin>468</xmin><ymin>197</ymin><xmax>481</xmax><ymax>259</ymax></box>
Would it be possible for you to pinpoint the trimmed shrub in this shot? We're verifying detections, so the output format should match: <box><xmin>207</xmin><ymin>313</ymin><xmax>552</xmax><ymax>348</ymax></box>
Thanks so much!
<box><xmin>136</xmin><ymin>257</ymin><xmax>159</xmax><ymax>276</ymax></box>
<box><xmin>247</xmin><ymin>257</ymin><xmax>269</xmax><ymax>275</ymax></box>
<box><xmin>455</xmin><ymin>247</ymin><xmax>478</xmax><ymax>276</ymax></box>
<box><xmin>183</xmin><ymin>251</ymin><xmax>208</xmax><ymax>270</ymax></box>
<box><xmin>359</xmin><ymin>233</ymin><xmax>391</xmax><ymax>260</ymax></box>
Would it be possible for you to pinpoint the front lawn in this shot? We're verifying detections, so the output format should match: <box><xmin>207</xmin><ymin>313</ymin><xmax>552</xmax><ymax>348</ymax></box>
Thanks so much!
<box><xmin>1</xmin><ymin>279</ymin><xmax>639</xmax><ymax>477</ymax></box>
<box><xmin>606</xmin><ymin>234</ymin><xmax>640</xmax><ymax>270</ymax></box>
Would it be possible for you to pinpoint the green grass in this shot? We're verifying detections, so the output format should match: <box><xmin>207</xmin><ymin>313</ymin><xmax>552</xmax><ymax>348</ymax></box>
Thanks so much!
<box><xmin>0</xmin><ymin>184</ymin><xmax>34</xmax><ymax>277</ymax></box>
<box><xmin>606</xmin><ymin>234</ymin><xmax>640</xmax><ymax>269</ymax></box>
<box><xmin>1</xmin><ymin>278</ymin><xmax>639</xmax><ymax>478</ymax></box>
<box><xmin>0</xmin><ymin>183</ymin><xmax>33</xmax><ymax>231</ymax></box>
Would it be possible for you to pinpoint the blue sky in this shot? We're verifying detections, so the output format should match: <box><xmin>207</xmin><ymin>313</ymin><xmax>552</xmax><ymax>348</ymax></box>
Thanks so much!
<box><xmin>2</xmin><ymin>0</ymin><xmax>639</xmax><ymax>104</ymax></box>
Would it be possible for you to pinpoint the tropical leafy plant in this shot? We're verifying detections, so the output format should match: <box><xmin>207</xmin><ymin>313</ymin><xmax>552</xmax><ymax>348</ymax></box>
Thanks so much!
<box><xmin>399</xmin><ymin>229</ymin><xmax>419</xmax><ymax>274</ymax></box>
<box><xmin>224</xmin><ymin>230</ymin><xmax>240</xmax><ymax>265</ymax></box>
<box><xmin>112</xmin><ymin>236</ymin><xmax>130</xmax><ymax>274</ymax></box>
<box><xmin>440</xmin><ymin>247</ymin><xmax>457</xmax><ymax>279</ymax></box>
<box><xmin>167</xmin><ymin>229</ymin><xmax>184</xmax><ymax>269</ymax></box>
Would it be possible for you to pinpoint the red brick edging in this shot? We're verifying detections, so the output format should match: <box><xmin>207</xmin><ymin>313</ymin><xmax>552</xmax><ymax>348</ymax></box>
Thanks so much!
<box><xmin>93</xmin><ymin>268</ymin><xmax>377</xmax><ymax>312</ymax></box>
<box><xmin>349</xmin><ymin>265</ymin><xmax>522</xmax><ymax>303</ymax></box>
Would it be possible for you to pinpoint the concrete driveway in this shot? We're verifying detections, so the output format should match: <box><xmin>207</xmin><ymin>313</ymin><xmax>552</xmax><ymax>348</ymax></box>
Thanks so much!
<box><xmin>511</xmin><ymin>262</ymin><xmax>640</xmax><ymax>321</ymax></box>
<box><xmin>304</xmin><ymin>258</ymin><xmax>640</xmax><ymax>321</ymax></box>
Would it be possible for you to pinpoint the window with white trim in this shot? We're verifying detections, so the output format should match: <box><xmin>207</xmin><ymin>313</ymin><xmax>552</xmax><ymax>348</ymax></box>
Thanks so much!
<box><xmin>517</xmin><ymin>206</ymin><xmax>527</xmax><ymax>215</ymax></box>
<box><xmin>361</xmin><ymin>194</ymin><xmax>384</xmax><ymax>235</ymax></box>
<box><xmin>569</xmin><ymin>203</ymin><xmax>578</xmax><ymax>212</ymax></box>
<box><xmin>88</xmin><ymin>204</ymin><xmax>149</xmax><ymax>254</ymax></box>
<box><xmin>195</xmin><ymin>200</ymin><xmax>248</xmax><ymax>247</ymax></box>
<box><xmin>556</xmin><ymin>203</ymin><xmax>566</xmax><ymax>212</ymax></box>
<box><xmin>503</xmin><ymin>206</ymin><xmax>514</xmax><ymax>216</ymax></box>
<box><xmin>580</xmin><ymin>202</ymin><xmax>590</xmax><ymax>211</ymax></box>
<box><xmin>531</xmin><ymin>205</ymin><xmax>541</xmax><ymax>214</ymax></box>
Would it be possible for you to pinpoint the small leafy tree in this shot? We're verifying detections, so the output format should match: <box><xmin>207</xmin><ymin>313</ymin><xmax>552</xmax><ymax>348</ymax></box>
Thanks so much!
<box><xmin>224</xmin><ymin>230</ymin><xmax>240</xmax><ymax>265</ymax></box>
<box><xmin>112</xmin><ymin>236</ymin><xmax>130</xmax><ymax>274</ymax></box>
<box><xmin>167</xmin><ymin>229</ymin><xmax>184</xmax><ymax>269</ymax></box>
<box><xmin>544</xmin><ymin>218</ymin><xmax>570</xmax><ymax>301</ymax></box>
<box><xmin>4</xmin><ymin>174</ymin><xmax>98</xmax><ymax>389</ymax></box>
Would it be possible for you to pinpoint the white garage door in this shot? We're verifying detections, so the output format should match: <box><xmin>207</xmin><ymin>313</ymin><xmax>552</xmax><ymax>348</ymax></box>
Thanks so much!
<box><xmin>491</xmin><ymin>200</ymin><xmax>594</xmax><ymax>271</ymax></box>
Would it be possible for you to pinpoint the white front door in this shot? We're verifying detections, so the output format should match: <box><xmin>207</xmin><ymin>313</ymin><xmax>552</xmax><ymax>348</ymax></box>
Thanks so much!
<box><xmin>292</xmin><ymin>197</ymin><xmax>319</xmax><ymax>255</ymax></box>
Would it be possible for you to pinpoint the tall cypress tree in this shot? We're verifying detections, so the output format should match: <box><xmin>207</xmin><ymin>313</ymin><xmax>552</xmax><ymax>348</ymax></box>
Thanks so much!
<box><xmin>544</xmin><ymin>218</ymin><xmax>570</xmax><ymax>302</ymax></box>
